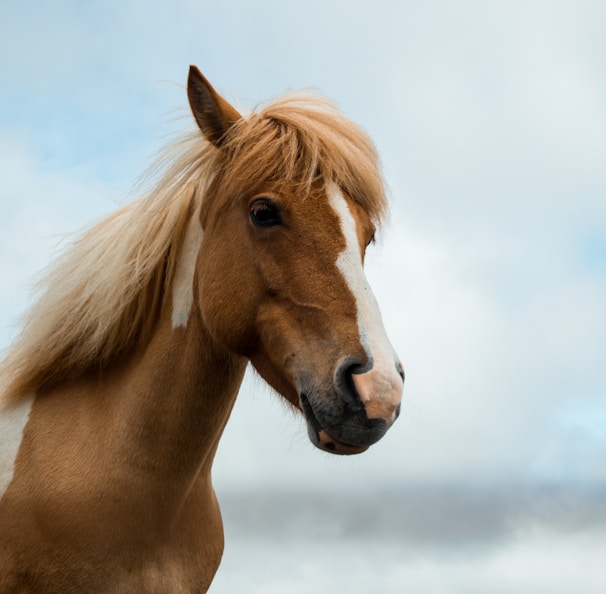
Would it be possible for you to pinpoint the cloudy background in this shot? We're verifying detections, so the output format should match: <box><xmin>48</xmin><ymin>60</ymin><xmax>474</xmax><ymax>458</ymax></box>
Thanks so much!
<box><xmin>1</xmin><ymin>1</ymin><xmax>605</xmax><ymax>592</ymax></box>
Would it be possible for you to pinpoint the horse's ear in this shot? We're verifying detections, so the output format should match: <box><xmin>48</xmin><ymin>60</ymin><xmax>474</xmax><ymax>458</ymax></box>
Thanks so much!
<box><xmin>187</xmin><ymin>65</ymin><xmax>242</xmax><ymax>148</ymax></box>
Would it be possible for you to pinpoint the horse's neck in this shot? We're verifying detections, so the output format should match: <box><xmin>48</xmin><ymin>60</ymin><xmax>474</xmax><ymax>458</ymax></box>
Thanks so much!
<box><xmin>103</xmin><ymin>304</ymin><xmax>247</xmax><ymax>489</ymax></box>
<box><xmin>19</xmin><ymin>304</ymin><xmax>246</xmax><ymax>519</ymax></box>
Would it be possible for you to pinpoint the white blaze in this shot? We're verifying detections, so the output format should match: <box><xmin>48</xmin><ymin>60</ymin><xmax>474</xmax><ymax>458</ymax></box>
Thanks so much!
<box><xmin>0</xmin><ymin>395</ymin><xmax>34</xmax><ymax>499</ymax></box>
<box><xmin>172</xmin><ymin>209</ymin><xmax>204</xmax><ymax>328</ymax></box>
<box><xmin>328</xmin><ymin>185</ymin><xmax>401</xmax><ymax>416</ymax></box>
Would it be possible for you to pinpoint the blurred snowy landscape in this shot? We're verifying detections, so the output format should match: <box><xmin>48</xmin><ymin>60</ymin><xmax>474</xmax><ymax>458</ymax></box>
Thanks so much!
<box><xmin>211</xmin><ymin>485</ymin><xmax>606</xmax><ymax>593</ymax></box>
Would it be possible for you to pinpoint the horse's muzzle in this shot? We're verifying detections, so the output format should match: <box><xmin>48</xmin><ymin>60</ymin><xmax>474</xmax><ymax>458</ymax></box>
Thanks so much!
<box><xmin>299</xmin><ymin>392</ymin><xmax>399</xmax><ymax>455</ymax></box>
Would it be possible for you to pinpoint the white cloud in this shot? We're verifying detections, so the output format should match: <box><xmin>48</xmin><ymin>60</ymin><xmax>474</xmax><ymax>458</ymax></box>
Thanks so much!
<box><xmin>0</xmin><ymin>133</ymin><xmax>117</xmax><ymax>345</ymax></box>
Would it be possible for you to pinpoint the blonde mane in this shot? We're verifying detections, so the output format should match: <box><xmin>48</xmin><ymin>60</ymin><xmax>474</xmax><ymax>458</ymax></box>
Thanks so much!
<box><xmin>1</xmin><ymin>93</ymin><xmax>387</xmax><ymax>405</ymax></box>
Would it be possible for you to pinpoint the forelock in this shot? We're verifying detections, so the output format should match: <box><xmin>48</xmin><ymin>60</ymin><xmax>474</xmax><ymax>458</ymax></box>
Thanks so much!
<box><xmin>217</xmin><ymin>93</ymin><xmax>388</xmax><ymax>224</ymax></box>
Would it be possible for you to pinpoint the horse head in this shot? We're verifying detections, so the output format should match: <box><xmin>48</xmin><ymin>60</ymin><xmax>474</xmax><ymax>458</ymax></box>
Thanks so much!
<box><xmin>188</xmin><ymin>67</ymin><xmax>404</xmax><ymax>455</ymax></box>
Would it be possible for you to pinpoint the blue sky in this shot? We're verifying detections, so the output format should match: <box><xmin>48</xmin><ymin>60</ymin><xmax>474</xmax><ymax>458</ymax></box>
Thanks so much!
<box><xmin>1</xmin><ymin>0</ymin><xmax>605</xmax><ymax>494</ymax></box>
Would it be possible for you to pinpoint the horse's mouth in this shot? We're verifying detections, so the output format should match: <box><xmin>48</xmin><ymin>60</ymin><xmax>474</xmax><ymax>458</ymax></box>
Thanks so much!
<box><xmin>299</xmin><ymin>393</ymin><xmax>369</xmax><ymax>455</ymax></box>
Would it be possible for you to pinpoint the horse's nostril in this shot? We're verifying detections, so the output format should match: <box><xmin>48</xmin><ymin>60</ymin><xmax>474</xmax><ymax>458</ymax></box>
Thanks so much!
<box><xmin>394</xmin><ymin>402</ymin><xmax>402</xmax><ymax>420</ymax></box>
<box><xmin>335</xmin><ymin>360</ymin><xmax>365</xmax><ymax>411</ymax></box>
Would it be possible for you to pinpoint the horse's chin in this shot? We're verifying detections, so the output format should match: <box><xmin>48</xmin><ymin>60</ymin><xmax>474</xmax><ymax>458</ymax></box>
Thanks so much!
<box><xmin>313</xmin><ymin>429</ymin><xmax>369</xmax><ymax>455</ymax></box>
<box><xmin>299</xmin><ymin>393</ymin><xmax>370</xmax><ymax>456</ymax></box>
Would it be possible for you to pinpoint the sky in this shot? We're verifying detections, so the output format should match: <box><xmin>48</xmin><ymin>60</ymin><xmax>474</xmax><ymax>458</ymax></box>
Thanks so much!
<box><xmin>1</xmin><ymin>2</ymin><xmax>606</xmax><ymax>589</ymax></box>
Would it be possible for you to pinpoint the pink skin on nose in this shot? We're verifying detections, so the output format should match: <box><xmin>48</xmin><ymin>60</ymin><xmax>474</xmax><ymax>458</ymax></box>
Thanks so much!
<box><xmin>352</xmin><ymin>366</ymin><xmax>403</xmax><ymax>424</ymax></box>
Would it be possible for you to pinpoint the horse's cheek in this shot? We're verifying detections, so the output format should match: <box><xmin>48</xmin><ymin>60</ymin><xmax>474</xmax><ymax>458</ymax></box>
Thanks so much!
<box><xmin>196</xmin><ymin>252</ymin><xmax>262</xmax><ymax>355</ymax></box>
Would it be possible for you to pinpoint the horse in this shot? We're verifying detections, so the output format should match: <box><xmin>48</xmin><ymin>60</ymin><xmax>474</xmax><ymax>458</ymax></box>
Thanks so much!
<box><xmin>0</xmin><ymin>66</ymin><xmax>404</xmax><ymax>592</ymax></box>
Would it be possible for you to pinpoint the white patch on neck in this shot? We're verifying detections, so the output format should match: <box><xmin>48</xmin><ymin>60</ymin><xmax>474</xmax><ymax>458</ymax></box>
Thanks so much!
<box><xmin>171</xmin><ymin>209</ymin><xmax>204</xmax><ymax>328</ymax></box>
<box><xmin>0</xmin><ymin>395</ymin><xmax>34</xmax><ymax>499</ymax></box>
<box><xmin>327</xmin><ymin>184</ymin><xmax>396</xmax><ymax>373</ymax></box>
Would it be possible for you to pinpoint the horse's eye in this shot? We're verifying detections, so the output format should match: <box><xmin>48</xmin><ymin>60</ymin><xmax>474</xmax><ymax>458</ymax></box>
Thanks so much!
<box><xmin>250</xmin><ymin>199</ymin><xmax>281</xmax><ymax>228</ymax></box>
